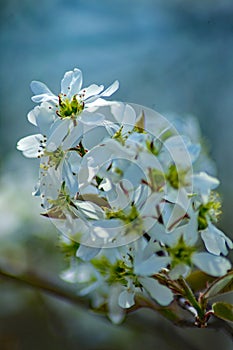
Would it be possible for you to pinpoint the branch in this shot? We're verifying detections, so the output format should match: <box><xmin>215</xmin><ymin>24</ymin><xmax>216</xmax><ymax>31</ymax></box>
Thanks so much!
<box><xmin>0</xmin><ymin>259</ymin><xmax>232</xmax><ymax>340</ymax></box>
<box><xmin>0</xmin><ymin>260</ymin><xmax>89</xmax><ymax>309</ymax></box>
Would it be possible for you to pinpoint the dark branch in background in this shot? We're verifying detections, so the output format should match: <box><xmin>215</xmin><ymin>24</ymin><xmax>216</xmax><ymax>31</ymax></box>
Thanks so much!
<box><xmin>0</xmin><ymin>260</ymin><xmax>232</xmax><ymax>342</ymax></box>
<box><xmin>0</xmin><ymin>260</ymin><xmax>89</xmax><ymax>309</ymax></box>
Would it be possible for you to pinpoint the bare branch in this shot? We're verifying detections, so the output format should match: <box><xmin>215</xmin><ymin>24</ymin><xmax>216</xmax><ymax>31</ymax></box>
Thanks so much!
<box><xmin>0</xmin><ymin>259</ymin><xmax>232</xmax><ymax>341</ymax></box>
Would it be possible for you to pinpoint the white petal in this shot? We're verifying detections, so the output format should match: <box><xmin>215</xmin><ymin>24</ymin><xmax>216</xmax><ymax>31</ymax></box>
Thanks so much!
<box><xmin>28</xmin><ymin>102</ymin><xmax>57</xmax><ymax>135</ymax></box>
<box><xmin>79</xmin><ymin>111</ymin><xmax>105</xmax><ymax>125</ymax></box>
<box><xmin>192</xmin><ymin>172</ymin><xmax>220</xmax><ymax>202</ymax></box>
<box><xmin>141</xmin><ymin>192</ymin><xmax>163</xmax><ymax>219</ymax></box>
<box><xmin>82</xmin><ymin>124</ymin><xmax>110</xmax><ymax>149</ymax></box>
<box><xmin>76</xmin><ymin>244</ymin><xmax>100</xmax><ymax>261</ymax></box>
<box><xmin>62</xmin><ymin>124</ymin><xmax>83</xmax><ymax>150</ymax></box>
<box><xmin>187</xmin><ymin>143</ymin><xmax>201</xmax><ymax>163</ymax></box>
<box><xmin>163</xmin><ymin>135</ymin><xmax>192</xmax><ymax>168</ymax></box>
<box><xmin>79</xmin><ymin>281</ymin><xmax>101</xmax><ymax>296</ymax></box>
<box><xmin>161</xmin><ymin>201</ymin><xmax>187</xmax><ymax>232</ymax></box>
<box><xmin>140</xmin><ymin>277</ymin><xmax>173</xmax><ymax>306</ymax></box>
<box><xmin>61</xmin><ymin>68</ymin><xmax>83</xmax><ymax>98</ymax></box>
<box><xmin>118</xmin><ymin>290</ymin><xmax>135</xmax><ymax>308</ymax></box>
<box><xmin>17</xmin><ymin>134</ymin><xmax>43</xmax><ymax>158</ymax></box>
<box><xmin>68</xmin><ymin>151</ymin><xmax>82</xmax><ymax>174</ymax></box>
<box><xmin>78</xmin><ymin>140</ymin><xmax>127</xmax><ymax>188</ymax></box>
<box><xmin>60</xmin><ymin>267</ymin><xmax>78</xmax><ymax>283</ymax></box>
<box><xmin>112</xmin><ymin>103</ymin><xmax>136</xmax><ymax>134</ymax></box>
<box><xmin>47</xmin><ymin>120</ymin><xmax>70</xmax><ymax>151</ymax></box>
<box><xmin>62</xmin><ymin>161</ymin><xmax>78</xmax><ymax>195</ymax></box>
<box><xmin>30</xmin><ymin>81</ymin><xmax>56</xmax><ymax>103</ymax></box>
<box><xmin>134</xmin><ymin>255</ymin><xmax>170</xmax><ymax>276</ymax></box>
<box><xmin>174</xmin><ymin>210</ymin><xmax>198</xmax><ymax>246</ymax></box>
<box><xmin>169</xmin><ymin>263</ymin><xmax>190</xmax><ymax>279</ymax></box>
<box><xmin>101</xmin><ymin>80</ymin><xmax>119</xmax><ymax>97</ymax></box>
<box><xmin>192</xmin><ymin>252</ymin><xmax>231</xmax><ymax>277</ymax></box>
<box><xmin>108</xmin><ymin>285</ymin><xmax>125</xmax><ymax>324</ymax></box>
<box><xmin>164</xmin><ymin>187</ymin><xmax>190</xmax><ymax>212</ymax></box>
<box><xmin>201</xmin><ymin>224</ymin><xmax>233</xmax><ymax>256</ymax></box>
<box><xmin>27</xmin><ymin>109</ymin><xmax>37</xmax><ymax>126</ymax></box>
<box><xmin>82</xmin><ymin>84</ymin><xmax>104</xmax><ymax>99</ymax></box>
<box><xmin>75</xmin><ymin>201</ymin><xmax>105</xmax><ymax>220</ymax></box>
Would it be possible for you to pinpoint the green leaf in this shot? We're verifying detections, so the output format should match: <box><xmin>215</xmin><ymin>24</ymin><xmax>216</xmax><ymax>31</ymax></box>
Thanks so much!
<box><xmin>185</xmin><ymin>270</ymin><xmax>216</xmax><ymax>292</ymax></box>
<box><xmin>203</xmin><ymin>271</ymin><xmax>233</xmax><ymax>299</ymax></box>
<box><xmin>213</xmin><ymin>302</ymin><xmax>233</xmax><ymax>322</ymax></box>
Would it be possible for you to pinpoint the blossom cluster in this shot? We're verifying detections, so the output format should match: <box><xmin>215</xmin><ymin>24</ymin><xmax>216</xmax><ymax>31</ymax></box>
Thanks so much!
<box><xmin>17</xmin><ymin>68</ymin><xmax>232</xmax><ymax>323</ymax></box>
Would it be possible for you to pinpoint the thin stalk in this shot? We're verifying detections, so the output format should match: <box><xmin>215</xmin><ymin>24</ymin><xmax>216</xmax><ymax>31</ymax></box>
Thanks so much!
<box><xmin>178</xmin><ymin>277</ymin><xmax>205</xmax><ymax>324</ymax></box>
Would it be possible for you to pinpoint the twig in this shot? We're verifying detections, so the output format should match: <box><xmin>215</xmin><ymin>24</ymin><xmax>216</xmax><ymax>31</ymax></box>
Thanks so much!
<box><xmin>0</xmin><ymin>260</ymin><xmax>89</xmax><ymax>309</ymax></box>
<box><xmin>0</xmin><ymin>260</ymin><xmax>232</xmax><ymax>340</ymax></box>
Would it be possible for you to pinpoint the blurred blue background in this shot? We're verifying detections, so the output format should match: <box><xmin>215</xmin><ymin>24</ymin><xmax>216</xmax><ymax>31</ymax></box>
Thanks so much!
<box><xmin>0</xmin><ymin>0</ymin><xmax>233</xmax><ymax>349</ymax></box>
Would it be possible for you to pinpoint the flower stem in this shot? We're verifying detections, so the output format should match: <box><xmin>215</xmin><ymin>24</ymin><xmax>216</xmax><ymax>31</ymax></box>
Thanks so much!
<box><xmin>178</xmin><ymin>277</ymin><xmax>206</xmax><ymax>326</ymax></box>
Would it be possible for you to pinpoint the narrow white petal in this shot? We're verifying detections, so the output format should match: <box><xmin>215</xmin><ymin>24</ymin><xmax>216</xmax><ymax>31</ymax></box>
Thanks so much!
<box><xmin>61</xmin><ymin>68</ymin><xmax>83</xmax><ymax>97</ymax></box>
<box><xmin>82</xmin><ymin>84</ymin><xmax>104</xmax><ymax>99</ymax></box>
<box><xmin>101</xmin><ymin>80</ymin><xmax>119</xmax><ymax>97</ymax></box>
<box><xmin>108</xmin><ymin>285</ymin><xmax>125</xmax><ymax>324</ymax></box>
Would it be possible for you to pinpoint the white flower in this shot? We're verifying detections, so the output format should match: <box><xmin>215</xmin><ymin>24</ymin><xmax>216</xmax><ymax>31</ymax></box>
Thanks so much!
<box><xmin>30</xmin><ymin>68</ymin><xmax>119</xmax><ymax>127</ymax></box>
<box><xmin>149</xmin><ymin>212</ymin><xmax>231</xmax><ymax>278</ymax></box>
<box><xmin>17</xmin><ymin>68</ymin><xmax>233</xmax><ymax>325</ymax></box>
<box><xmin>61</xmin><ymin>238</ymin><xmax>173</xmax><ymax>322</ymax></box>
<box><xmin>17</xmin><ymin>120</ymin><xmax>83</xmax><ymax>203</ymax></box>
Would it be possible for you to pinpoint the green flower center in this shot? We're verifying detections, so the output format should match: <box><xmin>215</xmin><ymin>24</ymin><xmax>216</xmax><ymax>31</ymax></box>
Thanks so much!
<box><xmin>112</xmin><ymin>126</ymin><xmax>128</xmax><ymax>145</ymax></box>
<box><xmin>41</xmin><ymin>147</ymin><xmax>65</xmax><ymax>170</ymax></box>
<box><xmin>105</xmin><ymin>204</ymin><xmax>143</xmax><ymax>235</ymax></box>
<box><xmin>167</xmin><ymin>236</ymin><xmax>196</xmax><ymax>268</ymax></box>
<box><xmin>147</xmin><ymin>167</ymin><xmax>165</xmax><ymax>191</ymax></box>
<box><xmin>198</xmin><ymin>192</ymin><xmax>222</xmax><ymax>230</ymax></box>
<box><xmin>91</xmin><ymin>256</ymin><xmax>141</xmax><ymax>287</ymax></box>
<box><xmin>166</xmin><ymin>164</ymin><xmax>189</xmax><ymax>189</ymax></box>
<box><xmin>46</xmin><ymin>182</ymin><xmax>74</xmax><ymax>219</ymax></box>
<box><xmin>57</xmin><ymin>93</ymin><xmax>84</xmax><ymax>121</ymax></box>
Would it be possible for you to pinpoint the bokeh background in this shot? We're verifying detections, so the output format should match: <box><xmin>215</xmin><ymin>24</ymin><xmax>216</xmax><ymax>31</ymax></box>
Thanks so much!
<box><xmin>0</xmin><ymin>0</ymin><xmax>233</xmax><ymax>349</ymax></box>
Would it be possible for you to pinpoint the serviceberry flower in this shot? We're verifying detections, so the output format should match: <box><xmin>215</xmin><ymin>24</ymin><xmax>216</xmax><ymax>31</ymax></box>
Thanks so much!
<box><xmin>30</xmin><ymin>68</ymin><xmax>119</xmax><ymax>126</ymax></box>
<box><xmin>17</xmin><ymin>68</ymin><xmax>233</xmax><ymax>326</ymax></box>
<box><xmin>61</xmin><ymin>236</ymin><xmax>173</xmax><ymax>323</ymax></box>
<box><xmin>149</xmin><ymin>210</ymin><xmax>232</xmax><ymax>278</ymax></box>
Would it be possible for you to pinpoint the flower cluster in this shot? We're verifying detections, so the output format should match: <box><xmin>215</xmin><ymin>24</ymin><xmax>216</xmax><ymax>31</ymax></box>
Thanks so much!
<box><xmin>17</xmin><ymin>68</ymin><xmax>232</xmax><ymax>324</ymax></box>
